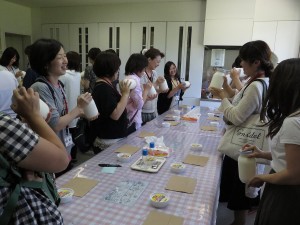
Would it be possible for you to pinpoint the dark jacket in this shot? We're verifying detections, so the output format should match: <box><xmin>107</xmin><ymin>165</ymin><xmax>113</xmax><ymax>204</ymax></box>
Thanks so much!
<box><xmin>157</xmin><ymin>78</ymin><xmax>184</xmax><ymax>115</ymax></box>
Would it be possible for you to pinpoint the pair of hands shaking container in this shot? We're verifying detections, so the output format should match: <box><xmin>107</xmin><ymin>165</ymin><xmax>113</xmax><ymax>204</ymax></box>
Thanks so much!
<box><xmin>13</xmin><ymin>87</ymin><xmax>99</xmax><ymax>122</ymax></box>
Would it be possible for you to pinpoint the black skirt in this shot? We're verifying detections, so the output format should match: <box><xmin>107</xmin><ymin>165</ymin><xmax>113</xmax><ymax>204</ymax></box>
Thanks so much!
<box><xmin>255</xmin><ymin>170</ymin><xmax>300</xmax><ymax>225</ymax></box>
<box><xmin>219</xmin><ymin>155</ymin><xmax>260</xmax><ymax>210</ymax></box>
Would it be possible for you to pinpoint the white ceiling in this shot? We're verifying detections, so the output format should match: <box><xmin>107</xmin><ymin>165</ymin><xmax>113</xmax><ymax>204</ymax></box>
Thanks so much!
<box><xmin>4</xmin><ymin>0</ymin><xmax>200</xmax><ymax>8</ymax></box>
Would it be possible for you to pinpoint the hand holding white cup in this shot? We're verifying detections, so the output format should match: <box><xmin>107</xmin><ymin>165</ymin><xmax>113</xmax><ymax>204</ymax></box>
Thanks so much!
<box><xmin>83</xmin><ymin>99</ymin><xmax>99</xmax><ymax>121</ymax></box>
<box><xmin>208</xmin><ymin>71</ymin><xmax>225</xmax><ymax>91</ymax></box>
<box><xmin>233</xmin><ymin>67</ymin><xmax>245</xmax><ymax>78</ymax></box>
<box><xmin>148</xmin><ymin>85</ymin><xmax>157</xmax><ymax>96</ymax></box>
<box><xmin>159</xmin><ymin>79</ymin><xmax>169</xmax><ymax>92</ymax></box>
<box><xmin>156</xmin><ymin>76</ymin><xmax>165</xmax><ymax>84</ymax></box>
<box><xmin>122</xmin><ymin>78</ymin><xmax>137</xmax><ymax>90</ymax></box>
<box><xmin>39</xmin><ymin>99</ymin><xmax>50</xmax><ymax>120</ymax></box>
<box><xmin>181</xmin><ymin>81</ymin><xmax>191</xmax><ymax>88</ymax></box>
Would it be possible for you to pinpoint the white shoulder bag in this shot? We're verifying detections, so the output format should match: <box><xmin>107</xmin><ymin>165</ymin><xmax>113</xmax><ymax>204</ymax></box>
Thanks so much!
<box><xmin>217</xmin><ymin>79</ymin><xmax>270</xmax><ymax>164</ymax></box>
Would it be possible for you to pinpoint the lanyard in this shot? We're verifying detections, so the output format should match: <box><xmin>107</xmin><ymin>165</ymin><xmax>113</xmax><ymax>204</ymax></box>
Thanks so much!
<box><xmin>58</xmin><ymin>82</ymin><xmax>68</xmax><ymax>115</ymax></box>
<box><xmin>57</xmin><ymin>82</ymin><xmax>70</xmax><ymax>134</ymax></box>
<box><xmin>96</xmin><ymin>78</ymin><xmax>120</xmax><ymax>96</ymax></box>
<box><xmin>45</xmin><ymin>79</ymin><xmax>69</xmax><ymax>133</ymax></box>
<box><xmin>145</xmin><ymin>70</ymin><xmax>153</xmax><ymax>83</ymax></box>
<box><xmin>171</xmin><ymin>78</ymin><xmax>179</xmax><ymax>88</ymax></box>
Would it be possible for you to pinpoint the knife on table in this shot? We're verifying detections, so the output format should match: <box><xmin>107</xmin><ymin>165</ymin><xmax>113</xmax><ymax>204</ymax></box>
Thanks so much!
<box><xmin>98</xmin><ymin>164</ymin><xmax>122</xmax><ymax>167</ymax></box>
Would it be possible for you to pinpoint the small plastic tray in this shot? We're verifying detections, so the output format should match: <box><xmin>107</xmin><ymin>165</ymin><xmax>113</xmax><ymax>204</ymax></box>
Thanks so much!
<box><xmin>131</xmin><ymin>157</ymin><xmax>166</xmax><ymax>173</ymax></box>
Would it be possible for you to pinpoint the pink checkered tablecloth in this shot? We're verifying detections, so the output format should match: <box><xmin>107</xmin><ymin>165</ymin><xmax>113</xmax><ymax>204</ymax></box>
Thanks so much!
<box><xmin>56</xmin><ymin>107</ymin><xmax>224</xmax><ymax>225</ymax></box>
<box><xmin>146</xmin><ymin>106</ymin><xmax>225</xmax><ymax>137</ymax></box>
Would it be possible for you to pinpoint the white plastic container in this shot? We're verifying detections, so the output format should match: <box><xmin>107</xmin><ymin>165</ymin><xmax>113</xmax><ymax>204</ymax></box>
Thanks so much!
<box><xmin>170</xmin><ymin>162</ymin><xmax>186</xmax><ymax>173</ymax></box>
<box><xmin>39</xmin><ymin>99</ymin><xmax>50</xmax><ymax>120</ymax></box>
<box><xmin>148</xmin><ymin>85</ymin><xmax>157</xmax><ymax>96</ymax></box>
<box><xmin>122</xmin><ymin>78</ymin><xmax>137</xmax><ymax>89</ymax></box>
<box><xmin>190</xmin><ymin>143</ymin><xmax>203</xmax><ymax>151</ymax></box>
<box><xmin>150</xmin><ymin>192</ymin><xmax>170</xmax><ymax>208</ymax></box>
<box><xmin>234</xmin><ymin>67</ymin><xmax>246</xmax><ymax>78</ymax></box>
<box><xmin>182</xmin><ymin>81</ymin><xmax>191</xmax><ymax>88</ymax></box>
<box><xmin>208</xmin><ymin>71</ymin><xmax>225</xmax><ymax>90</ymax></box>
<box><xmin>245</xmin><ymin>185</ymin><xmax>260</xmax><ymax>198</ymax></box>
<box><xmin>117</xmin><ymin>153</ymin><xmax>132</xmax><ymax>162</ymax></box>
<box><xmin>83</xmin><ymin>99</ymin><xmax>99</xmax><ymax>120</ymax></box>
<box><xmin>159</xmin><ymin>79</ymin><xmax>169</xmax><ymax>91</ymax></box>
<box><xmin>58</xmin><ymin>188</ymin><xmax>74</xmax><ymax>204</ymax></box>
<box><xmin>238</xmin><ymin>150</ymin><xmax>256</xmax><ymax>183</ymax></box>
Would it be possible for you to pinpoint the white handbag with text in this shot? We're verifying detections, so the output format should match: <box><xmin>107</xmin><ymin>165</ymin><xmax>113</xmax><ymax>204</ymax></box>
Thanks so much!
<box><xmin>217</xmin><ymin>114</ymin><xmax>270</xmax><ymax>164</ymax></box>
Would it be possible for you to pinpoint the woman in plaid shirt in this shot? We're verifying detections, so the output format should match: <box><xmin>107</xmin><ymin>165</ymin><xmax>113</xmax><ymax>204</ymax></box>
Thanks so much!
<box><xmin>0</xmin><ymin>87</ymin><xmax>69</xmax><ymax>224</ymax></box>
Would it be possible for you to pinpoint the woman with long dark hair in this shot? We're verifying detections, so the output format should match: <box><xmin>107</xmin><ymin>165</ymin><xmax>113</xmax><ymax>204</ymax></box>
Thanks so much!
<box><xmin>210</xmin><ymin>40</ymin><xmax>274</xmax><ymax>225</ymax></box>
<box><xmin>157</xmin><ymin>61</ymin><xmax>188</xmax><ymax>114</ymax></box>
<box><xmin>244</xmin><ymin>58</ymin><xmax>300</xmax><ymax>225</ymax></box>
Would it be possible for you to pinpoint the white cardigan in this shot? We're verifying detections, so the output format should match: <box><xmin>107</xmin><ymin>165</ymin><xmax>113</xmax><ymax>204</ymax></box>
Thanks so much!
<box><xmin>220</xmin><ymin>78</ymin><xmax>269</xmax><ymax>126</ymax></box>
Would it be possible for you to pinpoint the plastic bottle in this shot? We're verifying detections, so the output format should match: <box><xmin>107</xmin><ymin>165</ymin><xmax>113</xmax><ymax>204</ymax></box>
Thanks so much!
<box><xmin>149</xmin><ymin>142</ymin><xmax>155</xmax><ymax>154</ymax></box>
<box><xmin>142</xmin><ymin>149</ymin><xmax>149</xmax><ymax>169</ymax></box>
<box><xmin>238</xmin><ymin>150</ymin><xmax>256</xmax><ymax>183</ymax></box>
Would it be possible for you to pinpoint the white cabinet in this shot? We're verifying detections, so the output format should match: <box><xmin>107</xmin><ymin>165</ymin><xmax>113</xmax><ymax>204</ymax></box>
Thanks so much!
<box><xmin>274</xmin><ymin>21</ymin><xmax>300</xmax><ymax>62</ymax></box>
<box><xmin>68</xmin><ymin>23</ymin><xmax>99</xmax><ymax>71</ymax></box>
<box><xmin>252</xmin><ymin>22</ymin><xmax>277</xmax><ymax>51</ymax></box>
<box><xmin>42</xmin><ymin>24</ymin><xmax>69</xmax><ymax>51</ymax></box>
<box><xmin>98</xmin><ymin>23</ymin><xmax>131</xmax><ymax>80</ymax></box>
<box><xmin>252</xmin><ymin>21</ymin><xmax>300</xmax><ymax>62</ymax></box>
<box><xmin>166</xmin><ymin>22</ymin><xmax>205</xmax><ymax>100</ymax></box>
<box><xmin>130</xmin><ymin>22</ymin><xmax>166</xmax><ymax>75</ymax></box>
<box><xmin>204</xmin><ymin>19</ymin><xmax>253</xmax><ymax>46</ymax></box>
<box><xmin>204</xmin><ymin>0</ymin><xmax>255</xmax><ymax>46</ymax></box>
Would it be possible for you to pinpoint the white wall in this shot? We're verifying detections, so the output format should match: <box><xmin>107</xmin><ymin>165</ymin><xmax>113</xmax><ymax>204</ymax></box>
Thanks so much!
<box><xmin>39</xmin><ymin>1</ymin><xmax>205</xmax><ymax>24</ymax></box>
<box><xmin>204</xmin><ymin>0</ymin><xmax>300</xmax><ymax>47</ymax></box>
<box><xmin>31</xmin><ymin>7</ymin><xmax>42</xmax><ymax>42</ymax></box>
<box><xmin>254</xmin><ymin>0</ymin><xmax>300</xmax><ymax>21</ymax></box>
<box><xmin>0</xmin><ymin>1</ymin><xmax>32</xmax><ymax>52</ymax></box>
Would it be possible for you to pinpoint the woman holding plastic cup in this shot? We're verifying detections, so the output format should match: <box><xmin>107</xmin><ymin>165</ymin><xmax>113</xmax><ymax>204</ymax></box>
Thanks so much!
<box><xmin>90</xmin><ymin>52</ymin><xmax>131</xmax><ymax>153</ymax></box>
<box><xmin>29</xmin><ymin>39</ymin><xmax>92</xmax><ymax>175</ymax></box>
<box><xmin>242</xmin><ymin>58</ymin><xmax>300</xmax><ymax>225</ymax></box>
<box><xmin>210</xmin><ymin>40</ymin><xmax>273</xmax><ymax>225</ymax></box>
<box><xmin>124</xmin><ymin>53</ymin><xmax>151</xmax><ymax>133</ymax></box>
<box><xmin>157</xmin><ymin>61</ymin><xmax>189</xmax><ymax>115</ymax></box>
<box><xmin>140</xmin><ymin>48</ymin><xmax>166</xmax><ymax>124</ymax></box>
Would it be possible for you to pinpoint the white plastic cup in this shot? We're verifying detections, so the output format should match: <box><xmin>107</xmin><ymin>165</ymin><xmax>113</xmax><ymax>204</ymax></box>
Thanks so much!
<box><xmin>39</xmin><ymin>99</ymin><xmax>50</xmax><ymax>120</ymax></box>
<box><xmin>159</xmin><ymin>79</ymin><xmax>169</xmax><ymax>91</ymax></box>
<box><xmin>182</xmin><ymin>81</ymin><xmax>191</xmax><ymax>88</ymax></box>
<box><xmin>122</xmin><ymin>78</ymin><xmax>137</xmax><ymax>89</ymax></box>
<box><xmin>208</xmin><ymin>71</ymin><xmax>225</xmax><ymax>90</ymax></box>
<box><xmin>234</xmin><ymin>68</ymin><xmax>245</xmax><ymax>78</ymax></box>
<box><xmin>148</xmin><ymin>85</ymin><xmax>157</xmax><ymax>96</ymax></box>
<box><xmin>245</xmin><ymin>185</ymin><xmax>260</xmax><ymax>198</ymax></box>
<box><xmin>83</xmin><ymin>99</ymin><xmax>99</xmax><ymax>120</ymax></box>
<box><xmin>21</xmin><ymin>71</ymin><xmax>26</xmax><ymax>78</ymax></box>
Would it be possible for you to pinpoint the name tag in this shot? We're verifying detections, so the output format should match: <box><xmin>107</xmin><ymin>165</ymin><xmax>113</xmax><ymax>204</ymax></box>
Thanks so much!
<box><xmin>64</xmin><ymin>133</ymin><xmax>73</xmax><ymax>147</ymax></box>
<box><xmin>174</xmin><ymin>95</ymin><xmax>180</xmax><ymax>101</ymax></box>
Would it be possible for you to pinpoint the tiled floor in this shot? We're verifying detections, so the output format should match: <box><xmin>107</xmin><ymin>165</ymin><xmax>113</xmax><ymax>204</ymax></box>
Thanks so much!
<box><xmin>216</xmin><ymin>202</ymin><xmax>256</xmax><ymax>225</ymax></box>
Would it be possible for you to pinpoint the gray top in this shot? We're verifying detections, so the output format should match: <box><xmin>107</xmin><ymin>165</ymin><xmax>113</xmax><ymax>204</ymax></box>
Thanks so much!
<box><xmin>31</xmin><ymin>76</ymin><xmax>73</xmax><ymax>154</ymax></box>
